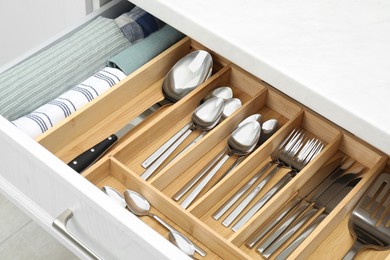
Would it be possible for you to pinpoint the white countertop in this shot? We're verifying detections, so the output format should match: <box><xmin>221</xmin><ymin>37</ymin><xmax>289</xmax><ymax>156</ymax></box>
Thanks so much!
<box><xmin>131</xmin><ymin>0</ymin><xmax>390</xmax><ymax>155</ymax></box>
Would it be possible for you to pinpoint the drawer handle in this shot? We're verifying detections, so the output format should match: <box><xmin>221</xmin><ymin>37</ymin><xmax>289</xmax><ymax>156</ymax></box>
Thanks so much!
<box><xmin>52</xmin><ymin>209</ymin><xmax>101</xmax><ymax>260</ymax></box>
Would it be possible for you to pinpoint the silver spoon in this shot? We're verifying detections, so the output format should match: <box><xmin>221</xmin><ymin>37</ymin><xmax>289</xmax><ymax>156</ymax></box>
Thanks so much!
<box><xmin>219</xmin><ymin>118</ymin><xmax>279</xmax><ymax>179</ymax></box>
<box><xmin>168</xmin><ymin>230</ymin><xmax>196</xmax><ymax>257</ymax></box>
<box><xmin>221</xmin><ymin>98</ymin><xmax>242</xmax><ymax>120</ymax></box>
<box><xmin>101</xmin><ymin>186</ymin><xmax>126</xmax><ymax>208</ymax></box>
<box><xmin>140</xmin><ymin>97</ymin><xmax>225</xmax><ymax>180</ymax></box>
<box><xmin>202</xmin><ymin>86</ymin><xmax>233</xmax><ymax>103</ymax></box>
<box><xmin>68</xmin><ymin>50</ymin><xmax>213</xmax><ymax>173</ymax></box>
<box><xmin>142</xmin><ymin>86</ymin><xmax>233</xmax><ymax>169</ymax></box>
<box><xmin>257</xmin><ymin>119</ymin><xmax>279</xmax><ymax>146</ymax></box>
<box><xmin>165</xmin><ymin>97</ymin><xmax>242</xmax><ymax>167</ymax></box>
<box><xmin>172</xmin><ymin>114</ymin><xmax>262</xmax><ymax>202</ymax></box>
<box><xmin>123</xmin><ymin>190</ymin><xmax>206</xmax><ymax>256</ymax></box>
<box><xmin>101</xmin><ymin>186</ymin><xmax>202</xmax><ymax>257</ymax></box>
<box><xmin>180</xmin><ymin>120</ymin><xmax>261</xmax><ymax>209</ymax></box>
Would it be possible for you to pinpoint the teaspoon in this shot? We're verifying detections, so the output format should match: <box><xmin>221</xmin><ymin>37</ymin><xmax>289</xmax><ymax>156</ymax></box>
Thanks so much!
<box><xmin>123</xmin><ymin>189</ymin><xmax>206</xmax><ymax>256</ymax></box>
<box><xmin>68</xmin><ymin>50</ymin><xmax>213</xmax><ymax>173</ymax></box>
<box><xmin>140</xmin><ymin>97</ymin><xmax>225</xmax><ymax>180</ymax></box>
<box><xmin>101</xmin><ymin>186</ymin><xmax>202</xmax><ymax>257</ymax></box>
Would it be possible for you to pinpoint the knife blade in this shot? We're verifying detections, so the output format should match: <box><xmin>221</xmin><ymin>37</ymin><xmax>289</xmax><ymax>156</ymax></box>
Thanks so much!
<box><xmin>274</xmin><ymin>177</ymin><xmax>362</xmax><ymax>260</ymax></box>
<box><xmin>260</xmin><ymin>174</ymin><xmax>361</xmax><ymax>258</ymax></box>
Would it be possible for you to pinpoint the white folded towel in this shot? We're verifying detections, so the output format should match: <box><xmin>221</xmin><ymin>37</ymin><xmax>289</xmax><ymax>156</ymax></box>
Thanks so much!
<box><xmin>12</xmin><ymin>67</ymin><xmax>126</xmax><ymax>138</ymax></box>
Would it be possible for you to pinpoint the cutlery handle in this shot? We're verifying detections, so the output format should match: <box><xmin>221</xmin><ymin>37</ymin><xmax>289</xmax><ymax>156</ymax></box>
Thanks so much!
<box><xmin>142</xmin><ymin>122</ymin><xmax>192</xmax><ymax>168</ymax></box>
<box><xmin>232</xmin><ymin>172</ymin><xmax>293</xmax><ymax>232</ymax></box>
<box><xmin>215</xmin><ymin>155</ymin><xmax>245</xmax><ymax>184</ymax></box>
<box><xmin>172</xmin><ymin>148</ymin><xmax>228</xmax><ymax>201</ymax></box>
<box><xmin>246</xmin><ymin>196</ymin><xmax>302</xmax><ymax>248</ymax></box>
<box><xmin>222</xmin><ymin>165</ymin><xmax>281</xmax><ymax>227</ymax></box>
<box><xmin>212</xmin><ymin>161</ymin><xmax>274</xmax><ymax>220</ymax></box>
<box><xmin>180</xmin><ymin>154</ymin><xmax>230</xmax><ymax>209</ymax></box>
<box><xmin>275</xmin><ymin>213</ymin><xmax>326</xmax><ymax>260</ymax></box>
<box><xmin>68</xmin><ymin>134</ymin><xmax>118</xmax><ymax>173</ymax></box>
<box><xmin>152</xmin><ymin>214</ymin><xmax>207</xmax><ymax>257</ymax></box>
<box><xmin>261</xmin><ymin>207</ymin><xmax>319</xmax><ymax>258</ymax></box>
<box><xmin>165</xmin><ymin>130</ymin><xmax>207</xmax><ymax>168</ymax></box>
<box><xmin>257</xmin><ymin>200</ymin><xmax>311</xmax><ymax>253</ymax></box>
<box><xmin>140</xmin><ymin>128</ymin><xmax>193</xmax><ymax>180</ymax></box>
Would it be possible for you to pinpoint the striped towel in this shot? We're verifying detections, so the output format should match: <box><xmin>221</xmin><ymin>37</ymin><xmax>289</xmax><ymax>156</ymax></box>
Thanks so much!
<box><xmin>0</xmin><ymin>16</ymin><xmax>132</xmax><ymax>121</ymax></box>
<box><xmin>115</xmin><ymin>6</ymin><xmax>165</xmax><ymax>43</ymax></box>
<box><xmin>12</xmin><ymin>67</ymin><xmax>126</xmax><ymax>138</ymax></box>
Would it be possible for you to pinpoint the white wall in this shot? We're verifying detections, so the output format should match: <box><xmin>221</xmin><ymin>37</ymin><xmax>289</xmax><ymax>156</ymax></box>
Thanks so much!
<box><xmin>0</xmin><ymin>0</ymin><xmax>88</xmax><ymax>67</ymax></box>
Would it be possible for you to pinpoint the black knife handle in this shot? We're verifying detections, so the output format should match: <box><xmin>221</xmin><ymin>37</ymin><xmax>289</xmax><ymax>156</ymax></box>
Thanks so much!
<box><xmin>67</xmin><ymin>134</ymin><xmax>118</xmax><ymax>173</ymax></box>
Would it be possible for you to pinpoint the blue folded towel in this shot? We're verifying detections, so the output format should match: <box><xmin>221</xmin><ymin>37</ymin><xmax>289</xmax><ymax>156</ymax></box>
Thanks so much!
<box><xmin>107</xmin><ymin>25</ymin><xmax>185</xmax><ymax>75</ymax></box>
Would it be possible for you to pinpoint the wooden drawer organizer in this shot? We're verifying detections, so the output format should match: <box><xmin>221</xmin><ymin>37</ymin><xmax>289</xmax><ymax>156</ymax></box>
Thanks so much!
<box><xmin>36</xmin><ymin>37</ymin><xmax>389</xmax><ymax>259</ymax></box>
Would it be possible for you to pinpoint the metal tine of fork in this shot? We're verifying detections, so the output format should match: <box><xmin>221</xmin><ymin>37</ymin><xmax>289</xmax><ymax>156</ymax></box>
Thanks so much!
<box><xmin>212</xmin><ymin>129</ymin><xmax>304</xmax><ymax>221</ymax></box>
<box><xmin>229</xmin><ymin>135</ymin><xmax>324</xmax><ymax>231</ymax></box>
<box><xmin>220</xmin><ymin>130</ymin><xmax>305</xmax><ymax>227</ymax></box>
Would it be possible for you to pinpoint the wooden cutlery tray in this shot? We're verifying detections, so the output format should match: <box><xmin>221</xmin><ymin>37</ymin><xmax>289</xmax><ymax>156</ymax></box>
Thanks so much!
<box><xmin>36</xmin><ymin>37</ymin><xmax>389</xmax><ymax>259</ymax></box>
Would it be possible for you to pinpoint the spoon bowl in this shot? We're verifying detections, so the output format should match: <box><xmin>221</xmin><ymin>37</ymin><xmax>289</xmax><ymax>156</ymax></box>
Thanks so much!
<box><xmin>257</xmin><ymin>119</ymin><xmax>279</xmax><ymax>146</ymax></box>
<box><xmin>202</xmin><ymin>86</ymin><xmax>233</xmax><ymax>102</ymax></box>
<box><xmin>180</xmin><ymin>121</ymin><xmax>261</xmax><ymax>209</ymax></box>
<box><xmin>169</xmin><ymin>230</ymin><xmax>196</xmax><ymax>257</ymax></box>
<box><xmin>192</xmin><ymin>97</ymin><xmax>225</xmax><ymax>130</ymax></box>
<box><xmin>124</xmin><ymin>189</ymin><xmax>206</xmax><ymax>256</ymax></box>
<box><xmin>101</xmin><ymin>186</ymin><xmax>127</xmax><ymax>208</ymax></box>
<box><xmin>221</xmin><ymin>98</ymin><xmax>242</xmax><ymax>119</ymax></box>
<box><xmin>228</xmin><ymin>121</ymin><xmax>261</xmax><ymax>155</ymax></box>
<box><xmin>237</xmin><ymin>114</ymin><xmax>263</xmax><ymax>128</ymax></box>
<box><xmin>163</xmin><ymin>50</ymin><xmax>213</xmax><ymax>102</ymax></box>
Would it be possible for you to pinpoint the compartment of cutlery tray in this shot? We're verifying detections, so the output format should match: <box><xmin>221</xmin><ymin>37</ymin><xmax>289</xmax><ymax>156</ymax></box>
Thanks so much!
<box><xmin>183</xmin><ymin>111</ymin><xmax>341</xmax><ymax>237</ymax></box>
<box><xmin>85</xmin><ymin>157</ymin><xmax>248</xmax><ymax>259</ymax></box>
<box><xmin>309</xmin><ymin>161</ymin><xmax>390</xmax><ymax>260</ymax></box>
<box><xmin>112</xmin><ymin>65</ymin><xmax>275</xmax><ymax>179</ymax></box>
<box><xmin>230</xmin><ymin>133</ymin><xmax>387</xmax><ymax>259</ymax></box>
<box><xmin>36</xmin><ymin>38</ymin><xmax>229</xmax><ymax>163</ymax></box>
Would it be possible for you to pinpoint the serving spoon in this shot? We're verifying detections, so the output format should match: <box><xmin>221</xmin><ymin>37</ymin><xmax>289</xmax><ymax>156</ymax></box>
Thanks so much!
<box><xmin>123</xmin><ymin>189</ymin><xmax>206</xmax><ymax>256</ymax></box>
<box><xmin>68</xmin><ymin>50</ymin><xmax>213</xmax><ymax>173</ymax></box>
<box><xmin>140</xmin><ymin>97</ymin><xmax>225</xmax><ymax>180</ymax></box>
<box><xmin>180</xmin><ymin>120</ymin><xmax>261</xmax><ymax>209</ymax></box>
<box><xmin>142</xmin><ymin>86</ymin><xmax>233</xmax><ymax>169</ymax></box>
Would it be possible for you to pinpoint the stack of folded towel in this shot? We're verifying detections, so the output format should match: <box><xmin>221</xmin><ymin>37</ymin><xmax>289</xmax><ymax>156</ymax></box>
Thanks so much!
<box><xmin>1</xmin><ymin>6</ymin><xmax>184</xmax><ymax>138</ymax></box>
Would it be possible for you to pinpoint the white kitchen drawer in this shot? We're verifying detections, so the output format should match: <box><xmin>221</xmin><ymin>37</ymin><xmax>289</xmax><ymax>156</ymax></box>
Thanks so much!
<box><xmin>0</xmin><ymin>1</ymin><xmax>189</xmax><ymax>259</ymax></box>
<box><xmin>0</xmin><ymin>0</ymin><xmax>389</xmax><ymax>259</ymax></box>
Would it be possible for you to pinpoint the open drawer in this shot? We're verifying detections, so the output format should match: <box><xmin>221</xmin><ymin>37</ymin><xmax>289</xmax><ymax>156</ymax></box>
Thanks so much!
<box><xmin>0</xmin><ymin>0</ymin><xmax>389</xmax><ymax>259</ymax></box>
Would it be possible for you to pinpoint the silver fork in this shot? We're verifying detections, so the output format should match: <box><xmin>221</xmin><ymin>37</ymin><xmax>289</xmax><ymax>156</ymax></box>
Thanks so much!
<box><xmin>212</xmin><ymin>129</ymin><xmax>302</xmax><ymax>221</ymax></box>
<box><xmin>245</xmin><ymin>157</ymin><xmax>355</xmax><ymax>248</ymax></box>
<box><xmin>228</xmin><ymin>132</ymin><xmax>323</xmax><ymax>231</ymax></box>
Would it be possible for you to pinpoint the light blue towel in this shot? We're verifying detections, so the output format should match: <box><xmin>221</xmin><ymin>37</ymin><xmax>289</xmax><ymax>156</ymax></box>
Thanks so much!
<box><xmin>107</xmin><ymin>25</ymin><xmax>185</xmax><ymax>75</ymax></box>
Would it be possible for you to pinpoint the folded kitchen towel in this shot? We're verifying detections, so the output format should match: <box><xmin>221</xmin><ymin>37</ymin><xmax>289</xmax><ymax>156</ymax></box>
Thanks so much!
<box><xmin>0</xmin><ymin>16</ymin><xmax>132</xmax><ymax>121</ymax></box>
<box><xmin>107</xmin><ymin>25</ymin><xmax>185</xmax><ymax>75</ymax></box>
<box><xmin>12</xmin><ymin>67</ymin><xmax>126</xmax><ymax>138</ymax></box>
<box><xmin>115</xmin><ymin>6</ymin><xmax>165</xmax><ymax>43</ymax></box>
